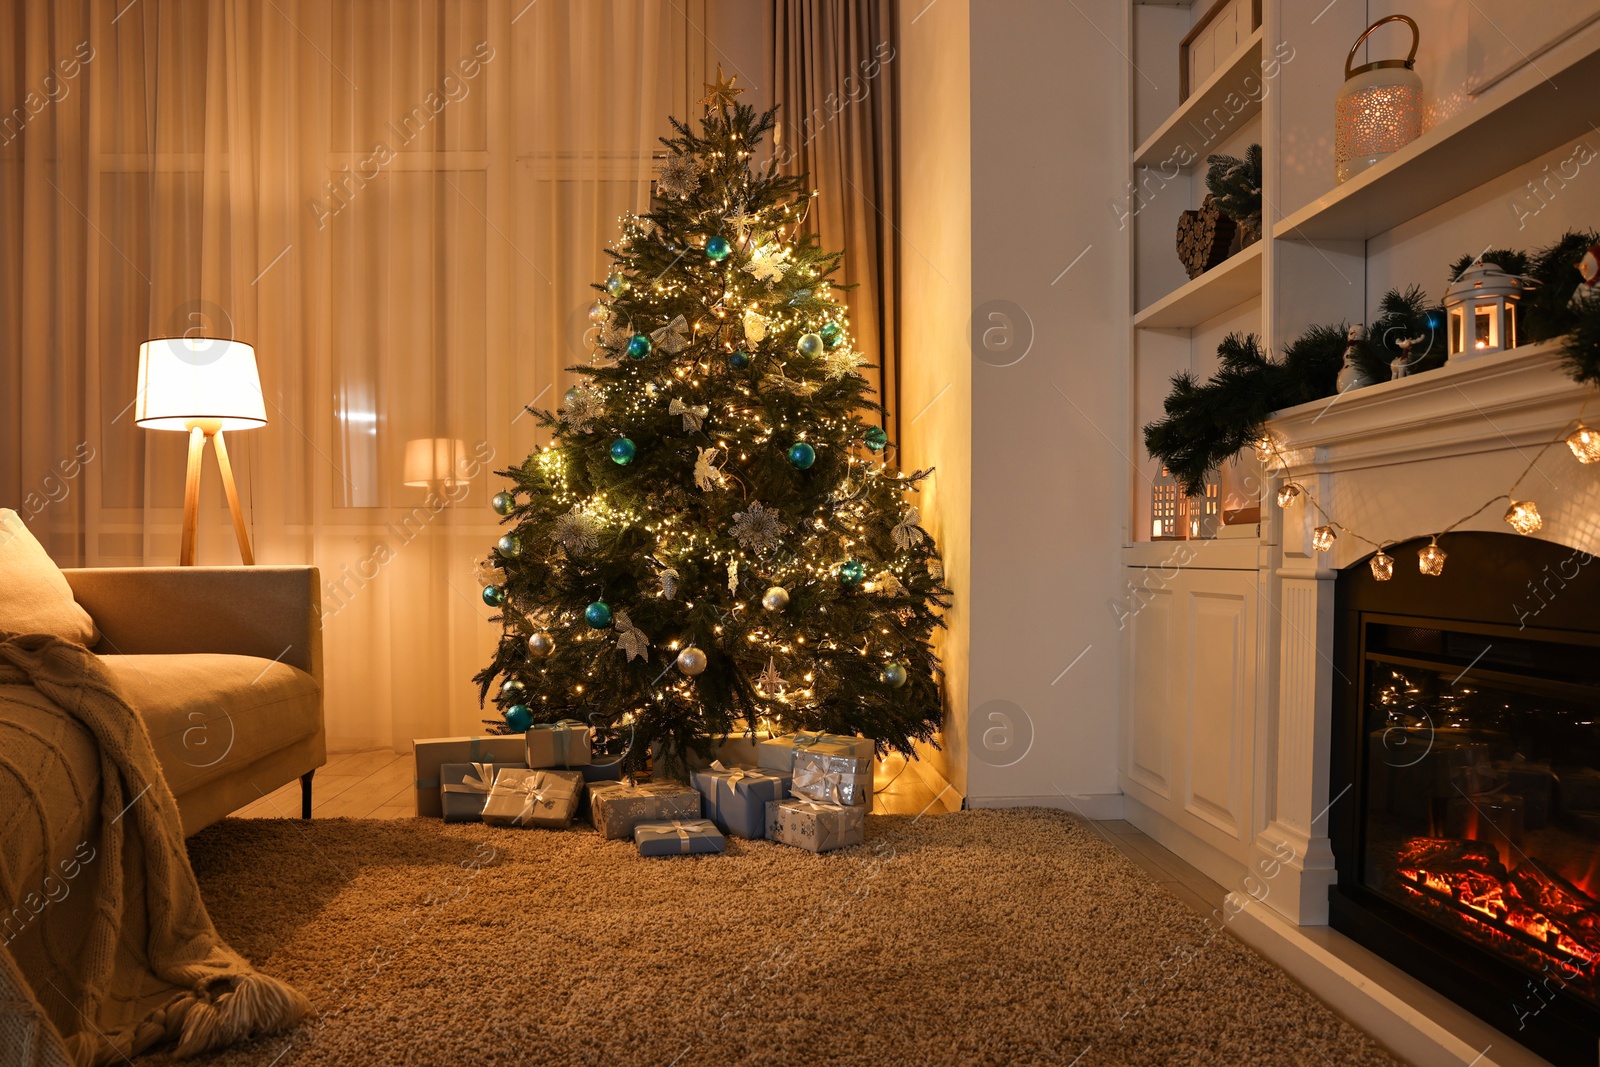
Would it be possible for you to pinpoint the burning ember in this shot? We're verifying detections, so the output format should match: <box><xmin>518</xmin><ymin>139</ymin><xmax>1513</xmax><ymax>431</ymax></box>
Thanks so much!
<box><xmin>1395</xmin><ymin>838</ymin><xmax>1600</xmax><ymax>977</ymax></box>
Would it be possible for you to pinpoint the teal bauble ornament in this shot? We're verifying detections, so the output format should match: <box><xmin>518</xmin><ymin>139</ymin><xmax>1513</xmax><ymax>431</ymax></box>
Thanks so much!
<box><xmin>605</xmin><ymin>273</ymin><xmax>630</xmax><ymax>297</ymax></box>
<box><xmin>880</xmin><ymin>662</ymin><xmax>908</xmax><ymax>689</ymax></box>
<box><xmin>863</xmin><ymin>426</ymin><xmax>889</xmax><ymax>453</ymax></box>
<box><xmin>787</xmin><ymin>442</ymin><xmax>816</xmax><ymax>470</ymax></box>
<box><xmin>504</xmin><ymin>704</ymin><xmax>534</xmax><ymax>732</ymax></box>
<box><xmin>706</xmin><ymin>236</ymin><xmax>732</xmax><ymax>261</ymax></box>
<box><xmin>585</xmin><ymin>601</ymin><xmax>613</xmax><ymax>628</ymax></box>
<box><xmin>482</xmin><ymin>585</ymin><xmax>505</xmax><ymax>607</ymax></box>
<box><xmin>496</xmin><ymin>534</ymin><xmax>522</xmax><ymax>558</ymax></box>
<box><xmin>610</xmin><ymin>438</ymin><xmax>636</xmax><ymax>465</ymax></box>
<box><xmin>797</xmin><ymin>332</ymin><xmax>824</xmax><ymax>357</ymax></box>
<box><xmin>729</xmin><ymin>350</ymin><xmax>751</xmax><ymax>370</ymax></box>
<box><xmin>821</xmin><ymin>322</ymin><xmax>844</xmax><ymax>348</ymax></box>
<box><xmin>837</xmin><ymin>560</ymin><xmax>866</xmax><ymax>586</ymax></box>
<box><xmin>626</xmin><ymin>334</ymin><xmax>652</xmax><ymax>359</ymax></box>
<box><xmin>491</xmin><ymin>491</ymin><xmax>516</xmax><ymax>516</ymax></box>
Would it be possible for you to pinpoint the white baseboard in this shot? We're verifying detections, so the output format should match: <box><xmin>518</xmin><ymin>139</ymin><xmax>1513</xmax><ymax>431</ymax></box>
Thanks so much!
<box><xmin>1228</xmin><ymin>892</ymin><xmax>1556</xmax><ymax>1067</ymax></box>
<box><xmin>965</xmin><ymin>792</ymin><xmax>1126</xmax><ymax>820</ymax></box>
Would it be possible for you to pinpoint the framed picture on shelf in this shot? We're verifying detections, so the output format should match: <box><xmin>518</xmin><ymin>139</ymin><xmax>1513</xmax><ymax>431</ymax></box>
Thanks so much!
<box><xmin>1179</xmin><ymin>0</ymin><xmax>1262</xmax><ymax>102</ymax></box>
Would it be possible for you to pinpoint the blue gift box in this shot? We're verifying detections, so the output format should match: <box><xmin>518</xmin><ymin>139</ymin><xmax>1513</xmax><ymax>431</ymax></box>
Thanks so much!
<box><xmin>635</xmin><ymin>819</ymin><xmax>726</xmax><ymax>857</ymax></box>
<box><xmin>690</xmin><ymin>762</ymin><xmax>791</xmax><ymax>839</ymax></box>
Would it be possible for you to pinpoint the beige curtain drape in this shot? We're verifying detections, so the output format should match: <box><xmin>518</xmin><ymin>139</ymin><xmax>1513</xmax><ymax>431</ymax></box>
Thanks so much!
<box><xmin>771</xmin><ymin>0</ymin><xmax>900</xmax><ymax>435</ymax></box>
<box><xmin>1</xmin><ymin>0</ymin><xmax>697</xmax><ymax>749</ymax></box>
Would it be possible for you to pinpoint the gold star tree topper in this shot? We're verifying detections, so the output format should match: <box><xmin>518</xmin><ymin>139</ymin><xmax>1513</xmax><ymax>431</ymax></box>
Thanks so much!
<box><xmin>699</xmin><ymin>64</ymin><xmax>744</xmax><ymax>111</ymax></box>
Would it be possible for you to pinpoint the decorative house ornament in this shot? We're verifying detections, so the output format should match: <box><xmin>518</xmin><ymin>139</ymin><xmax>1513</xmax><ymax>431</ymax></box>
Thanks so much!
<box><xmin>1444</xmin><ymin>262</ymin><xmax>1526</xmax><ymax>361</ymax></box>
<box><xmin>1151</xmin><ymin>466</ymin><xmax>1220</xmax><ymax>540</ymax></box>
<box><xmin>1335</xmin><ymin>15</ymin><xmax>1422</xmax><ymax>183</ymax></box>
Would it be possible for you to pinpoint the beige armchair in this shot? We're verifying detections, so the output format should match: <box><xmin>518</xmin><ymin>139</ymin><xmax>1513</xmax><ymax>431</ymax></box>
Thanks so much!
<box><xmin>62</xmin><ymin>566</ymin><xmax>326</xmax><ymax>835</ymax></box>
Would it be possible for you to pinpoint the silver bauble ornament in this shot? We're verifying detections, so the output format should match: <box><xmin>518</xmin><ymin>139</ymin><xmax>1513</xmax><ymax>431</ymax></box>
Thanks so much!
<box><xmin>880</xmin><ymin>662</ymin><xmax>908</xmax><ymax>689</ymax></box>
<box><xmin>797</xmin><ymin>332</ymin><xmax>824</xmax><ymax>357</ymax></box>
<box><xmin>677</xmin><ymin>647</ymin><xmax>708</xmax><ymax>676</ymax></box>
<box><xmin>528</xmin><ymin>631</ymin><xmax>555</xmax><ymax>659</ymax></box>
<box><xmin>588</xmin><ymin>301</ymin><xmax>608</xmax><ymax>324</ymax></box>
<box><xmin>762</xmin><ymin>586</ymin><xmax>790</xmax><ymax>612</ymax></box>
<box><xmin>496</xmin><ymin>533</ymin><xmax>522</xmax><ymax>558</ymax></box>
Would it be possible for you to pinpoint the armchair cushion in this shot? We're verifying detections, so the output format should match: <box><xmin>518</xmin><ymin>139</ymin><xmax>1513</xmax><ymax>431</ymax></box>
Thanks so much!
<box><xmin>97</xmin><ymin>654</ymin><xmax>321</xmax><ymax>796</ymax></box>
<box><xmin>0</xmin><ymin>509</ymin><xmax>99</xmax><ymax>646</ymax></box>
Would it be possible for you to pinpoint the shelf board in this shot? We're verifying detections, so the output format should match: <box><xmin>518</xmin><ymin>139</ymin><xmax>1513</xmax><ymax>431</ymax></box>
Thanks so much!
<box><xmin>1133</xmin><ymin>27</ymin><xmax>1263</xmax><ymax>173</ymax></box>
<box><xmin>1276</xmin><ymin>20</ymin><xmax>1600</xmax><ymax>242</ymax></box>
<box><xmin>1122</xmin><ymin>536</ymin><xmax>1261</xmax><ymax>571</ymax></box>
<box><xmin>1134</xmin><ymin>240</ymin><xmax>1262</xmax><ymax>330</ymax></box>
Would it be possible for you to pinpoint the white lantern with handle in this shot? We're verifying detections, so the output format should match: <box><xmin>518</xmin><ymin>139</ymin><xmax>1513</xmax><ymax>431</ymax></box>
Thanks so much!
<box><xmin>1443</xmin><ymin>262</ymin><xmax>1526</xmax><ymax>363</ymax></box>
<box><xmin>1335</xmin><ymin>15</ymin><xmax>1423</xmax><ymax>183</ymax></box>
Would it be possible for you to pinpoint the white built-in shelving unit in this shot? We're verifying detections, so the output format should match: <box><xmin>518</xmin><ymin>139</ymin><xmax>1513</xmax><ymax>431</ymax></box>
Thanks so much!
<box><xmin>1118</xmin><ymin>0</ymin><xmax>1600</xmax><ymax>907</ymax></box>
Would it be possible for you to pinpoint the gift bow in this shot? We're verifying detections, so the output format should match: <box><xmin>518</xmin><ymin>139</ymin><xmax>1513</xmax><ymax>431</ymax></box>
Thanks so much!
<box><xmin>705</xmin><ymin>760</ymin><xmax>778</xmax><ymax>819</ymax></box>
<box><xmin>668</xmin><ymin>397</ymin><xmax>709</xmax><ymax>431</ymax></box>
<box><xmin>491</xmin><ymin>771</ymin><xmax>553</xmax><ymax>825</ymax></box>
<box><xmin>651</xmin><ymin>819</ymin><xmax>714</xmax><ymax>851</ymax></box>
<box><xmin>529</xmin><ymin>719</ymin><xmax>588</xmax><ymax>766</ymax></box>
<box><xmin>651</xmin><ymin>314</ymin><xmax>690</xmax><ymax>353</ymax></box>
<box><xmin>791</xmin><ymin>765</ymin><xmax>847</xmax><ymax>805</ymax></box>
<box><xmin>442</xmin><ymin>761</ymin><xmax>498</xmax><ymax>798</ymax></box>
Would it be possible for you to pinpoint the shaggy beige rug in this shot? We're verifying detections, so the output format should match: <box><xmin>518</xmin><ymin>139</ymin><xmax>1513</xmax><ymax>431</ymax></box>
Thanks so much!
<box><xmin>168</xmin><ymin>809</ymin><xmax>1398</xmax><ymax>1067</ymax></box>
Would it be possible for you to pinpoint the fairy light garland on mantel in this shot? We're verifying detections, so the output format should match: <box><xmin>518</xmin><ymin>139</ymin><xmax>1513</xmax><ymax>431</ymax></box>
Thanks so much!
<box><xmin>1261</xmin><ymin>403</ymin><xmax>1600</xmax><ymax>581</ymax></box>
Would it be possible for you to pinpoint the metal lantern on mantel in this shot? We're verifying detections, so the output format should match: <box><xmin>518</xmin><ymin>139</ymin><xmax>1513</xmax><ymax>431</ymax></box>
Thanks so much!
<box><xmin>1335</xmin><ymin>15</ymin><xmax>1423</xmax><ymax>183</ymax></box>
<box><xmin>1444</xmin><ymin>262</ymin><xmax>1526</xmax><ymax>362</ymax></box>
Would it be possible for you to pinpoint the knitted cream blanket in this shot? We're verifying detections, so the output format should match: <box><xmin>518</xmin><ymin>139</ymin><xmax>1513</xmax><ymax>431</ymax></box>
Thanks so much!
<box><xmin>0</xmin><ymin>634</ymin><xmax>308</xmax><ymax>1065</ymax></box>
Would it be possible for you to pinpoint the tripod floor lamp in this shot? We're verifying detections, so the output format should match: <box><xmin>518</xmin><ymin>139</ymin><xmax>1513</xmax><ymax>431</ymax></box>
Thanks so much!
<box><xmin>135</xmin><ymin>337</ymin><xmax>267</xmax><ymax>565</ymax></box>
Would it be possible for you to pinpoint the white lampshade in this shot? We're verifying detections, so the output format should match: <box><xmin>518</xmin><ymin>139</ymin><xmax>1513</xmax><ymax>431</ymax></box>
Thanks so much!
<box><xmin>403</xmin><ymin>437</ymin><xmax>470</xmax><ymax>487</ymax></box>
<box><xmin>135</xmin><ymin>338</ymin><xmax>267</xmax><ymax>431</ymax></box>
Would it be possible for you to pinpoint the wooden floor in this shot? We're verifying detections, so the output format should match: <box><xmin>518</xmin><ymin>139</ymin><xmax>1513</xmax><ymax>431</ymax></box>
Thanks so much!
<box><xmin>233</xmin><ymin>749</ymin><xmax>963</xmax><ymax>821</ymax></box>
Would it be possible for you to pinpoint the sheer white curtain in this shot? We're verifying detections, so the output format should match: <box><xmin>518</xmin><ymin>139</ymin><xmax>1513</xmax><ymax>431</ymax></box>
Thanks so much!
<box><xmin>1</xmin><ymin>0</ymin><xmax>704</xmax><ymax>748</ymax></box>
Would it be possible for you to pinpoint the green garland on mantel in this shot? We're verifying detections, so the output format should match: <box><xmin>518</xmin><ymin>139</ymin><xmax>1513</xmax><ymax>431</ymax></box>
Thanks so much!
<box><xmin>1144</xmin><ymin>229</ymin><xmax>1600</xmax><ymax>495</ymax></box>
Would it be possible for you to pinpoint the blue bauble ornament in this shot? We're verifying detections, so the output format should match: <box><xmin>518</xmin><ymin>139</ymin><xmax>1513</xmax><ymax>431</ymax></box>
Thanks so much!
<box><xmin>880</xmin><ymin>662</ymin><xmax>907</xmax><ymax>689</ymax></box>
<box><xmin>820</xmin><ymin>322</ymin><xmax>844</xmax><ymax>348</ymax></box>
<box><xmin>796</xmin><ymin>332</ymin><xmax>824</xmax><ymax>358</ymax></box>
<box><xmin>863</xmin><ymin>426</ymin><xmax>889</xmax><ymax>453</ymax></box>
<box><xmin>605</xmin><ymin>273</ymin><xmax>630</xmax><ymax>297</ymax></box>
<box><xmin>491</xmin><ymin>491</ymin><xmax>516</xmax><ymax>516</ymax></box>
<box><xmin>706</xmin><ymin>236</ymin><xmax>732</xmax><ymax>261</ymax></box>
<box><xmin>730</xmin><ymin>349</ymin><xmax>751</xmax><ymax>370</ymax></box>
<box><xmin>496</xmin><ymin>534</ymin><xmax>522</xmax><ymax>558</ymax></box>
<box><xmin>837</xmin><ymin>560</ymin><xmax>866</xmax><ymax>586</ymax></box>
<box><xmin>504</xmin><ymin>704</ymin><xmax>534</xmax><ymax>732</ymax></box>
<box><xmin>482</xmin><ymin>585</ymin><xmax>505</xmax><ymax>607</ymax></box>
<box><xmin>585</xmin><ymin>601</ymin><xmax>613</xmax><ymax>628</ymax></box>
<box><xmin>610</xmin><ymin>438</ymin><xmax>636</xmax><ymax>465</ymax></box>
<box><xmin>787</xmin><ymin>442</ymin><xmax>816</xmax><ymax>470</ymax></box>
<box><xmin>626</xmin><ymin>334</ymin><xmax>652</xmax><ymax>359</ymax></box>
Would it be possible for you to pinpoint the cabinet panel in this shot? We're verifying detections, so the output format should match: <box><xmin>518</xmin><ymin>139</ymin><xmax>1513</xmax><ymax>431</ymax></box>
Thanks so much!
<box><xmin>1127</xmin><ymin>586</ymin><xmax>1174</xmax><ymax>796</ymax></box>
<box><xmin>1185</xmin><ymin>585</ymin><xmax>1253</xmax><ymax>837</ymax></box>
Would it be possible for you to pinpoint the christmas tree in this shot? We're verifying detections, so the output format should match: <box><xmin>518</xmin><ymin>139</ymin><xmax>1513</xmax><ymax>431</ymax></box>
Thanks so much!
<box><xmin>474</xmin><ymin>82</ymin><xmax>949</xmax><ymax>776</ymax></box>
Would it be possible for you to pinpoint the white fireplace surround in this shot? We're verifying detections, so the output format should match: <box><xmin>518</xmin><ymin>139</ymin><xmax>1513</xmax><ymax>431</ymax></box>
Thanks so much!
<box><xmin>1258</xmin><ymin>339</ymin><xmax>1598</xmax><ymax>927</ymax></box>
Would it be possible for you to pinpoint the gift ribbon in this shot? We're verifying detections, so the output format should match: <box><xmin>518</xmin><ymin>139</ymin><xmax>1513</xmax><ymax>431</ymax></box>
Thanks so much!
<box><xmin>791</xmin><ymin>765</ymin><xmax>846</xmax><ymax>806</ymax></box>
<box><xmin>650</xmin><ymin>819</ymin><xmax>713</xmax><ymax>853</ymax></box>
<box><xmin>490</xmin><ymin>771</ymin><xmax>552</xmax><ymax>825</ymax></box>
<box><xmin>776</xmin><ymin>731</ymin><xmax>864</xmax><ymax>772</ymax></box>
<box><xmin>705</xmin><ymin>760</ymin><xmax>779</xmax><ymax>821</ymax></box>
<box><xmin>529</xmin><ymin>719</ymin><xmax>588</xmax><ymax>767</ymax></box>
<box><xmin>441</xmin><ymin>761</ymin><xmax>498</xmax><ymax>799</ymax></box>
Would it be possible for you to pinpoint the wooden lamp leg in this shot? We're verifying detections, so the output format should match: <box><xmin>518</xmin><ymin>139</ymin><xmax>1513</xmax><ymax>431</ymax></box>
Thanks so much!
<box><xmin>211</xmin><ymin>429</ymin><xmax>255</xmax><ymax>565</ymax></box>
<box><xmin>180</xmin><ymin>425</ymin><xmax>206</xmax><ymax>566</ymax></box>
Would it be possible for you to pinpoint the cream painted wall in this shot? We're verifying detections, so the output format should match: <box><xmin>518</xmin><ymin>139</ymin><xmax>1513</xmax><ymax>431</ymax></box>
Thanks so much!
<box><xmin>899</xmin><ymin>0</ymin><xmax>1130</xmax><ymax>809</ymax></box>
<box><xmin>898</xmin><ymin>0</ymin><xmax>972</xmax><ymax>797</ymax></box>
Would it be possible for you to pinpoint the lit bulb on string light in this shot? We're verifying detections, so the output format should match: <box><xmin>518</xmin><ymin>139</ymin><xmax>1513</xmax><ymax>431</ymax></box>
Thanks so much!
<box><xmin>1253</xmin><ymin>436</ymin><xmax>1277</xmax><ymax>463</ymax></box>
<box><xmin>1369</xmin><ymin>549</ymin><xmax>1395</xmax><ymax>582</ymax></box>
<box><xmin>1311</xmin><ymin>525</ymin><xmax>1337</xmax><ymax>552</ymax></box>
<box><xmin>1566</xmin><ymin>424</ymin><xmax>1600</xmax><ymax>464</ymax></box>
<box><xmin>1504</xmin><ymin>499</ymin><xmax>1543</xmax><ymax>535</ymax></box>
<box><xmin>1276</xmin><ymin>482</ymin><xmax>1302</xmax><ymax>508</ymax></box>
<box><xmin>1418</xmin><ymin>538</ymin><xmax>1447</xmax><ymax>577</ymax></box>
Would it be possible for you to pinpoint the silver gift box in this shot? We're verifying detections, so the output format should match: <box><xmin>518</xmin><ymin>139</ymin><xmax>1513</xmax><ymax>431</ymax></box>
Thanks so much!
<box><xmin>765</xmin><ymin>797</ymin><xmax>866</xmax><ymax>853</ymax></box>
<box><xmin>588</xmin><ymin>780</ymin><xmax>702</xmax><ymax>840</ymax></box>
<box><xmin>481</xmin><ymin>767</ymin><xmax>584</xmax><ymax>828</ymax></box>
<box><xmin>789</xmin><ymin>751</ymin><xmax>872</xmax><ymax>807</ymax></box>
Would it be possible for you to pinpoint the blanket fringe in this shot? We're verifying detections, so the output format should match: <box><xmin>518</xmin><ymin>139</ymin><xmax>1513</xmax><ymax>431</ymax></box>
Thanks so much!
<box><xmin>169</xmin><ymin>973</ymin><xmax>311</xmax><ymax>1059</ymax></box>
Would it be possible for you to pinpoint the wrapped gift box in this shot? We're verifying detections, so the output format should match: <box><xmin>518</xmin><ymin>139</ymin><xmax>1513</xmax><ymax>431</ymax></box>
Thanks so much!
<box><xmin>440</xmin><ymin>761</ymin><xmax>526</xmax><ymax>823</ymax></box>
<box><xmin>589</xmin><ymin>780</ymin><xmax>701</xmax><ymax>840</ymax></box>
<box><xmin>577</xmin><ymin>760</ymin><xmax>625</xmax><ymax>818</ymax></box>
<box><xmin>758</xmin><ymin>735</ymin><xmax>876</xmax><ymax>809</ymax></box>
<box><xmin>690</xmin><ymin>761</ymin><xmax>790</xmax><ymax>839</ymax></box>
<box><xmin>481</xmin><ymin>767</ymin><xmax>585</xmax><ymax>828</ymax></box>
<box><xmin>789</xmin><ymin>750</ymin><xmax>871</xmax><ymax>807</ymax></box>
<box><xmin>526</xmin><ymin>719</ymin><xmax>592</xmax><ymax>769</ymax></box>
<box><xmin>765</xmin><ymin>797</ymin><xmax>866</xmax><ymax>853</ymax></box>
<box><xmin>412</xmin><ymin>734</ymin><xmax>529</xmax><ymax>818</ymax></box>
<box><xmin>635</xmin><ymin>819</ymin><xmax>726</xmax><ymax>857</ymax></box>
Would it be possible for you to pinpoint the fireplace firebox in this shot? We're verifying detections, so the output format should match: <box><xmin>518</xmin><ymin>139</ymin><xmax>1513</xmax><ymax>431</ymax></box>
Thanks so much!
<box><xmin>1331</xmin><ymin>532</ymin><xmax>1600</xmax><ymax>1066</ymax></box>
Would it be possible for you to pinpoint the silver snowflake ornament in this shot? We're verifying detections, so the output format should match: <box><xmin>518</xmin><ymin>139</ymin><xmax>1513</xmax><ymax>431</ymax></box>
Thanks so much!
<box><xmin>725</xmin><ymin>200</ymin><xmax>761</xmax><ymax>240</ymax></box>
<box><xmin>657</xmin><ymin>154</ymin><xmax>704</xmax><ymax>200</ymax></box>
<box><xmin>474</xmin><ymin>557</ymin><xmax>507</xmax><ymax>588</ymax></box>
<box><xmin>693</xmin><ymin>447</ymin><xmax>724</xmax><ymax>491</ymax></box>
<box><xmin>562</xmin><ymin>386</ymin><xmax>603</xmax><ymax>434</ymax></box>
<box><xmin>757</xmin><ymin>656</ymin><xmax>786</xmax><ymax>697</ymax></box>
<box><xmin>743</xmin><ymin>245</ymin><xmax>788</xmax><ymax>285</ymax></box>
<box><xmin>824</xmin><ymin>345</ymin><xmax>866</xmax><ymax>381</ymax></box>
<box><xmin>729</xmin><ymin>501</ymin><xmax>787</xmax><ymax>554</ymax></box>
<box><xmin>549</xmin><ymin>508</ymin><xmax>600</xmax><ymax>555</ymax></box>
